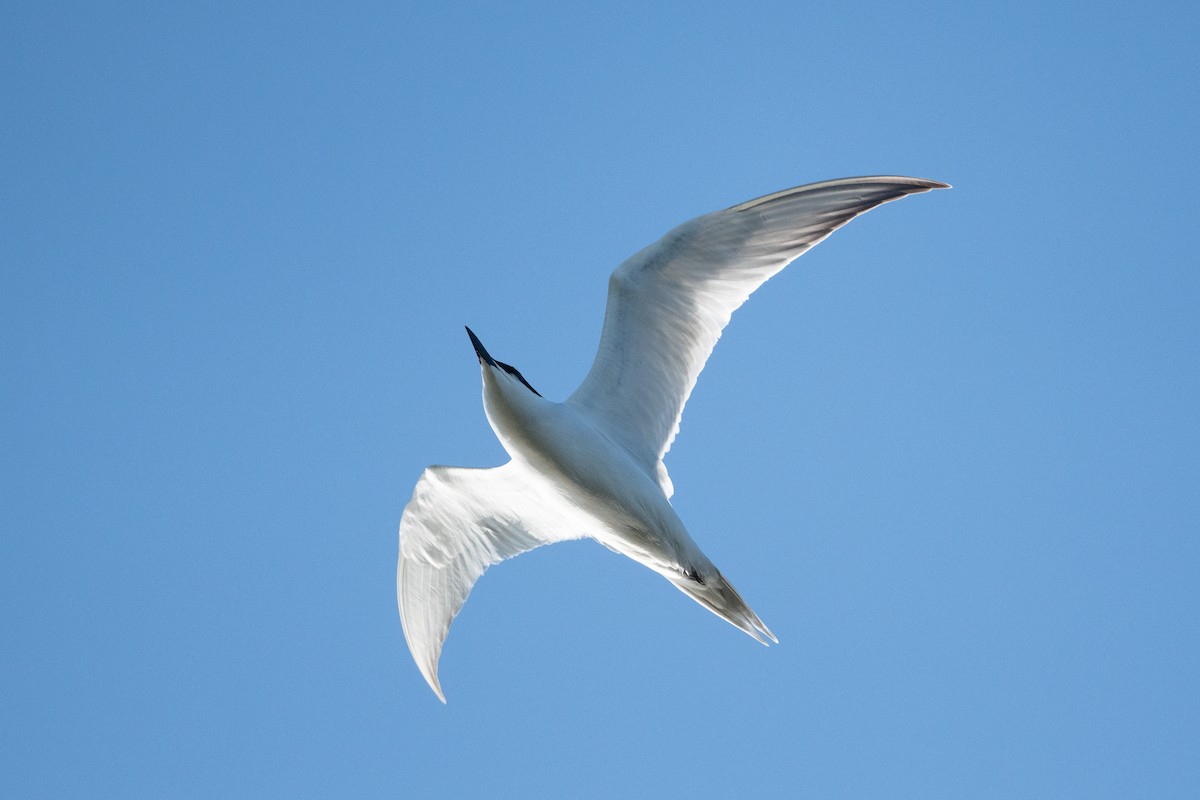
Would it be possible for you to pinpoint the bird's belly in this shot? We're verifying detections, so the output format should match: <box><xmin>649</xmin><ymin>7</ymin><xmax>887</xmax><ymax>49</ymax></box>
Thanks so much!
<box><xmin>498</xmin><ymin>406</ymin><xmax>687</xmax><ymax>569</ymax></box>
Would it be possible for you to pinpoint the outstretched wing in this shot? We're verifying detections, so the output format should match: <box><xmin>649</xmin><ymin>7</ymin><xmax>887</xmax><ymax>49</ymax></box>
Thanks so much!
<box><xmin>397</xmin><ymin>462</ymin><xmax>582</xmax><ymax>702</ymax></box>
<box><xmin>568</xmin><ymin>176</ymin><xmax>949</xmax><ymax>487</ymax></box>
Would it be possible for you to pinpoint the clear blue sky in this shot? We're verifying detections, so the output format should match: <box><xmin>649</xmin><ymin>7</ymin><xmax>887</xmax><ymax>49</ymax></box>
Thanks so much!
<box><xmin>3</xmin><ymin>1</ymin><xmax>1197</xmax><ymax>797</ymax></box>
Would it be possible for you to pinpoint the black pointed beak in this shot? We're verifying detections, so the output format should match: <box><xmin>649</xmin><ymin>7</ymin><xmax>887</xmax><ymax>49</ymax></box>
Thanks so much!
<box><xmin>465</xmin><ymin>326</ymin><xmax>497</xmax><ymax>367</ymax></box>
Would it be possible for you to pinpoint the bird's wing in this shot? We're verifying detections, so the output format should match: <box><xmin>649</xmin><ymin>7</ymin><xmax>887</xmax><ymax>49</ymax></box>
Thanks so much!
<box><xmin>397</xmin><ymin>462</ymin><xmax>582</xmax><ymax>702</ymax></box>
<box><xmin>568</xmin><ymin>176</ymin><xmax>948</xmax><ymax>481</ymax></box>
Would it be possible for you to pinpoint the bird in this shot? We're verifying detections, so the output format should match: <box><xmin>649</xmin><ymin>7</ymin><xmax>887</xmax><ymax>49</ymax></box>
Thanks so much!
<box><xmin>397</xmin><ymin>175</ymin><xmax>949</xmax><ymax>701</ymax></box>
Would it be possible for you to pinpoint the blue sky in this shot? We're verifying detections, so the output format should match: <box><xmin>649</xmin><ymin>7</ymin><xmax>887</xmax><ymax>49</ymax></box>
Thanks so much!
<box><xmin>3</xmin><ymin>0</ymin><xmax>1197</xmax><ymax>797</ymax></box>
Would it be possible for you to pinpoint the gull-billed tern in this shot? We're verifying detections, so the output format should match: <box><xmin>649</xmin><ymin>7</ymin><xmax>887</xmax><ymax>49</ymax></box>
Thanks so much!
<box><xmin>398</xmin><ymin>176</ymin><xmax>949</xmax><ymax>701</ymax></box>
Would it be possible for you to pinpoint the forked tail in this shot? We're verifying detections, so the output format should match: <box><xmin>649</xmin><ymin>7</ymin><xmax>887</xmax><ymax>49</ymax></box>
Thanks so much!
<box><xmin>672</xmin><ymin>570</ymin><xmax>777</xmax><ymax>645</ymax></box>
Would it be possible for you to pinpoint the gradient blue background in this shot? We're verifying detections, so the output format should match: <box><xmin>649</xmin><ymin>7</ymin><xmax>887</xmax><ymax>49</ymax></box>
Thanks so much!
<box><xmin>3</xmin><ymin>1</ymin><xmax>1197</xmax><ymax>797</ymax></box>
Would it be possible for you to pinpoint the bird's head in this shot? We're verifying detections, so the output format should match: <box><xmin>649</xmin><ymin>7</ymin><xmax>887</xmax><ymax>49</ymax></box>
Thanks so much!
<box><xmin>465</xmin><ymin>326</ymin><xmax>541</xmax><ymax>397</ymax></box>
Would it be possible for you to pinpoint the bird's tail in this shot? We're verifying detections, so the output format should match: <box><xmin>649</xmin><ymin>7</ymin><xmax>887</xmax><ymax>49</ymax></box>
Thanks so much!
<box><xmin>672</xmin><ymin>570</ymin><xmax>777</xmax><ymax>645</ymax></box>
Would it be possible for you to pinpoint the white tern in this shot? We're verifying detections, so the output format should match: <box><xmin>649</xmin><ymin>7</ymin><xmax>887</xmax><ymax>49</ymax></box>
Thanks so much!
<box><xmin>397</xmin><ymin>176</ymin><xmax>949</xmax><ymax>701</ymax></box>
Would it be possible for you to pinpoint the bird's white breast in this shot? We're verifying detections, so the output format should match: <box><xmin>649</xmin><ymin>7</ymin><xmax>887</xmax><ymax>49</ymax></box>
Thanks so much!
<box><xmin>481</xmin><ymin>370</ymin><xmax>692</xmax><ymax>570</ymax></box>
